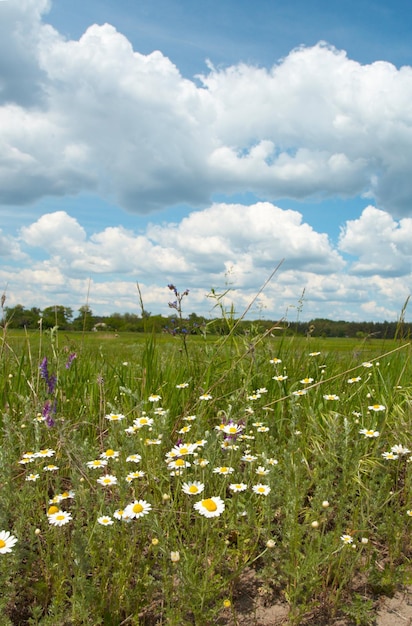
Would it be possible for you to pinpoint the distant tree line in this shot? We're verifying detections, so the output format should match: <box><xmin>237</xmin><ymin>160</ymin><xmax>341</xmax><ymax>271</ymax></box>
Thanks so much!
<box><xmin>1</xmin><ymin>304</ymin><xmax>411</xmax><ymax>339</ymax></box>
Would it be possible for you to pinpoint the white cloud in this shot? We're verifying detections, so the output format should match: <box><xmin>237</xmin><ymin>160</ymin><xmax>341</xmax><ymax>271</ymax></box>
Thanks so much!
<box><xmin>0</xmin><ymin>202</ymin><xmax>405</xmax><ymax>320</ymax></box>
<box><xmin>2</xmin><ymin>4</ymin><xmax>412</xmax><ymax>214</ymax></box>
<box><xmin>339</xmin><ymin>206</ymin><xmax>412</xmax><ymax>275</ymax></box>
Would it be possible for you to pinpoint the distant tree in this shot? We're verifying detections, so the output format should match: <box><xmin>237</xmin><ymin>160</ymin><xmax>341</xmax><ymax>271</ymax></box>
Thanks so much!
<box><xmin>4</xmin><ymin>304</ymin><xmax>40</xmax><ymax>329</ymax></box>
<box><xmin>42</xmin><ymin>306</ymin><xmax>73</xmax><ymax>330</ymax></box>
<box><xmin>72</xmin><ymin>305</ymin><xmax>94</xmax><ymax>331</ymax></box>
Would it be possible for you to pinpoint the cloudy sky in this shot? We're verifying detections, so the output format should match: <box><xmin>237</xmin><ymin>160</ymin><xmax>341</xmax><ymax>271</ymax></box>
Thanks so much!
<box><xmin>1</xmin><ymin>0</ymin><xmax>412</xmax><ymax>322</ymax></box>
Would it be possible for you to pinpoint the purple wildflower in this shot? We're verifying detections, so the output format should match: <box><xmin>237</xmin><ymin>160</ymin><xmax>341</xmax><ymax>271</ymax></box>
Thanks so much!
<box><xmin>65</xmin><ymin>353</ymin><xmax>77</xmax><ymax>369</ymax></box>
<box><xmin>42</xmin><ymin>400</ymin><xmax>56</xmax><ymax>428</ymax></box>
<box><xmin>39</xmin><ymin>357</ymin><xmax>56</xmax><ymax>394</ymax></box>
<box><xmin>39</xmin><ymin>357</ymin><xmax>49</xmax><ymax>381</ymax></box>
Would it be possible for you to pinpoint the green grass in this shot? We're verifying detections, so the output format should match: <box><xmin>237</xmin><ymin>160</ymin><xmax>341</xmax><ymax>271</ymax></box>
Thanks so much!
<box><xmin>1</xmin><ymin>326</ymin><xmax>412</xmax><ymax>625</ymax></box>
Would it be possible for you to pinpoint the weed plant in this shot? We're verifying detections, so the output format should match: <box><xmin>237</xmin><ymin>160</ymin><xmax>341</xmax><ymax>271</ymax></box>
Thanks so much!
<box><xmin>0</xmin><ymin>293</ymin><xmax>412</xmax><ymax>625</ymax></box>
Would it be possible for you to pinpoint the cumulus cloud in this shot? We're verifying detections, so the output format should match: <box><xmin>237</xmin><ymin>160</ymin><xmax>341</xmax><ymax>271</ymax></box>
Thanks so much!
<box><xmin>339</xmin><ymin>206</ymin><xmax>412</xmax><ymax>276</ymax></box>
<box><xmin>2</xmin><ymin>2</ymin><xmax>412</xmax><ymax>214</ymax></box>
<box><xmin>18</xmin><ymin>203</ymin><xmax>343</xmax><ymax>282</ymax></box>
<box><xmin>0</xmin><ymin>202</ymin><xmax>404</xmax><ymax>320</ymax></box>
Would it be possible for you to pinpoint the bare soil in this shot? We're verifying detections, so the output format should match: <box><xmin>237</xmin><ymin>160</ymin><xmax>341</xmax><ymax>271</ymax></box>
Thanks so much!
<box><xmin>217</xmin><ymin>568</ymin><xmax>412</xmax><ymax>626</ymax></box>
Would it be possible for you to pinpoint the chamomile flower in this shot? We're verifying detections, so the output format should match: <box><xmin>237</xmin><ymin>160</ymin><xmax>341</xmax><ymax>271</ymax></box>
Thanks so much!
<box><xmin>182</xmin><ymin>481</ymin><xmax>204</xmax><ymax>495</ymax></box>
<box><xmin>148</xmin><ymin>394</ymin><xmax>161</xmax><ymax>402</ymax></box>
<box><xmin>19</xmin><ymin>456</ymin><xmax>35</xmax><ymax>465</ymax></box>
<box><xmin>126</xmin><ymin>454</ymin><xmax>142</xmax><ymax>463</ymax></box>
<box><xmin>256</xmin><ymin>426</ymin><xmax>270</xmax><ymax>432</ymax></box>
<box><xmin>86</xmin><ymin>459</ymin><xmax>108</xmax><ymax>469</ymax></box>
<box><xmin>145</xmin><ymin>436</ymin><xmax>163</xmax><ymax>445</ymax></box>
<box><xmin>362</xmin><ymin>362</ymin><xmax>373</xmax><ymax>368</ymax></box>
<box><xmin>133</xmin><ymin>416</ymin><xmax>154</xmax><ymax>428</ymax></box>
<box><xmin>167</xmin><ymin>458</ymin><xmax>191</xmax><ymax>470</ymax></box>
<box><xmin>255</xmin><ymin>466</ymin><xmax>270</xmax><ymax>476</ymax></box>
<box><xmin>113</xmin><ymin>509</ymin><xmax>131</xmax><ymax>521</ymax></box>
<box><xmin>241</xmin><ymin>454</ymin><xmax>257</xmax><ymax>463</ymax></box>
<box><xmin>183</xmin><ymin>415</ymin><xmax>197</xmax><ymax>421</ymax></box>
<box><xmin>199</xmin><ymin>393</ymin><xmax>212</xmax><ymax>401</ymax></box>
<box><xmin>97</xmin><ymin>516</ymin><xmax>114</xmax><ymax>526</ymax></box>
<box><xmin>124</xmin><ymin>499</ymin><xmax>152</xmax><ymax>519</ymax></box>
<box><xmin>300</xmin><ymin>377</ymin><xmax>314</xmax><ymax>385</ymax></box>
<box><xmin>293</xmin><ymin>389</ymin><xmax>307</xmax><ymax>396</ymax></box>
<box><xmin>176</xmin><ymin>382</ymin><xmax>189</xmax><ymax>389</ymax></box>
<box><xmin>26</xmin><ymin>473</ymin><xmax>40</xmax><ymax>481</ymax></box>
<box><xmin>323</xmin><ymin>394</ymin><xmax>340</xmax><ymax>401</ymax></box>
<box><xmin>168</xmin><ymin>442</ymin><xmax>197</xmax><ymax>457</ymax></box>
<box><xmin>125</xmin><ymin>471</ymin><xmax>145</xmax><ymax>482</ymax></box>
<box><xmin>105</xmin><ymin>413</ymin><xmax>125</xmax><ymax>421</ymax></box>
<box><xmin>221</xmin><ymin>422</ymin><xmax>244</xmax><ymax>436</ymax></box>
<box><xmin>252</xmin><ymin>484</ymin><xmax>271</xmax><ymax>496</ymax></box>
<box><xmin>368</xmin><ymin>404</ymin><xmax>386</xmax><ymax>412</ymax></box>
<box><xmin>194</xmin><ymin>496</ymin><xmax>225</xmax><ymax>518</ymax></box>
<box><xmin>48</xmin><ymin>511</ymin><xmax>72</xmax><ymax>526</ymax></box>
<box><xmin>391</xmin><ymin>444</ymin><xmax>411</xmax><ymax>455</ymax></box>
<box><xmin>22</xmin><ymin>452</ymin><xmax>35</xmax><ymax>460</ymax></box>
<box><xmin>340</xmin><ymin>534</ymin><xmax>353</xmax><ymax>544</ymax></box>
<box><xmin>382</xmin><ymin>452</ymin><xmax>399</xmax><ymax>460</ymax></box>
<box><xmin>178</xmin><ymin>425</ymin><xmax>191</xmax><ymax>434</ymax></box>
<box><xmin>49</xmin><ymin>491</ymin><xmax>75</xmax><ymax>504</ymax></box>
<box><xmin>0</xmin><ymin>530</ymin><xmax>18</xmax><ymax>554</ymax></box>
<box><xmin>269</xmin><ymin>358</ymin><xmax>282</xmax><ymax>364</ymax></box>
<box><xmin>221</xmin><ymin>441</ymin><xmax>239</xmax><ymax>451</ymax></box>
<box><xmin>194</xmin><ymin>458</ymin><xmax>209</xmax><ymax>467</ymax></box>
<box><xmin>229</xmin><ymin>483</ymin><xmax>247</xmax><ymax>493</ymax></box>
<box><xmin>272</xmin><ymin>375</ymin><xmax>288</xmax><ymax>381</ymax></box>
<box><xmin>348</xmin><ymin>377</ymin><xmax>361</xmax><ymax>383</ymax></box>
<box><xmin>100</xmin><ymin>449</ymin><xmax>120</xmax><ymax>459</ymax></box>
<box><xmin>35</xmin><ymin>449</ymin><xmax>56</xmax><ymax>458</ymax></box>
<box><xmin>97</xmin><ymin>474</ymin><xmax>118</xmax><ymax>486</ymax></box>
<box><xmin>43</xmin><ymin>464</ymin><xmax>59</xmax><ymax>472</ymax></box>
<box><xmin>213</xmin><ymin>466</ymin><xmax>235</xmax><ymax>475</ymax></box>
<box><xmin>359</xmin><ymin>428</ymin><xmax>379</xmax><ymax>438</ymax></box>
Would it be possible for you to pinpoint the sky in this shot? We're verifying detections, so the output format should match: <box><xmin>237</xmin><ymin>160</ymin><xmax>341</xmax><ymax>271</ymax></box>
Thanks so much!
<box><xmin>1</xmin><ymin>0</ymin><xmax>412</xmax><ymax>323</ymax></box>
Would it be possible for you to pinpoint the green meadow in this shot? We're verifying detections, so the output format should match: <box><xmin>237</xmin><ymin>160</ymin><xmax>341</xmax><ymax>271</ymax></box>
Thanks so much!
<box><xmin>1</xmin><ymin>323</ymin><xmax>412</xmax><ymax>625</ymax></box>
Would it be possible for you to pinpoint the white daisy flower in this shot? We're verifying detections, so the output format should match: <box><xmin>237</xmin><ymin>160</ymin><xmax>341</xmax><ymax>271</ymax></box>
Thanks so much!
<box><xmin>97</xmin><ymin>474</ymin><xmax>118</xmax><ymax>486</ymax></box>
<box><xmin>182</xmin><ymin>481</ymin><xmax>205</xmax><ymax>495</ymax></box>
<box><xmin>97</xmin><ymin>516</ymin><xmax>114</xmax><ymax>526</ymax></box>
<box><xmin>0</xmin><ymin>530</ymin><xmax>18</xmax><ymax>553</ymax></box>
<box><xmin>124</xmin><ymin>499</ymin><xmax>152</xmax><ymax>519</ymax></box>
<box><xmin>252</xmin><ymin>484</ymin><xmax>271</xmax><ymax>496</ymax></box>
<box><xmin>48</xmin><ymin>511</ymin><xmax>72</xmax><ymax>526</ymax></box>
<box><xmin>194</xmin><ymin>496</ymin><xmax>225</xmax><ymax>518</ymax></box>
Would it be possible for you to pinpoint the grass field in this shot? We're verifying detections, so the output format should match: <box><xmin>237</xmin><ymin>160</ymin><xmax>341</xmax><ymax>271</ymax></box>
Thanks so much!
<box><xmin>1</xmin><ymin>325</ymin><xmax>411</xmax><ymax>625</ymax></box>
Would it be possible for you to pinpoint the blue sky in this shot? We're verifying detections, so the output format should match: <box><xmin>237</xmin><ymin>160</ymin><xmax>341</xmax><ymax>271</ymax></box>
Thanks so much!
<box><xmin>1</xmin><ymin>0</ymin><xmax>412</xmax><ymax>322</ymax></box>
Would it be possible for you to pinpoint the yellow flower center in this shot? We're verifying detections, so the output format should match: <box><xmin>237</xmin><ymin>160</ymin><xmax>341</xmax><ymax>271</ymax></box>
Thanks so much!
<box><xmin>188</xmin><ymin>485</ymin><xmax>198</xmax><ymax>493</ymax></box>
<box><xmin>202</xmin><ymin>498</ymin><xmax>217</xmax><ymax>512</ymax></box>
<box><xmin>105</xmin><ymin>449</ymin><xmax>114</xmax><ymax>456</ymax></box>
<box><xmin>220</xmin><ymin>467</ymin><xmax>228</xmax><ymax>473</ymax></box>
<box><xmin>55</xmin><ymin>514</ymin><xmax>65</xmax><ymax>521</ymax></box>
<box><xmin>179</xmin><ymin>447</ymin><xmax>189</xmax><ymax>455</ymax></box>
<box><xmin>0</xmin><ymin>540</ymin><xmax>5</xmax><ymax>549</ymax></box>
<box><xmin>61</xmin><ymin>491</ymin><xmax>69</xmax><ymax>498</ymax></box>
<box><xmin>48</xmin><ymin>506</ymin><xmax>59</xmax><ymax>515</ymax></box>
<box><xmin>258</xmin><ymin>487</ymin><xmax>265</xmax><ymax>493</ymax></box>
<box><xmin>228</xmin><ymin>427</ymin><xmax>237</xmax><ymax>433</ymax></box>
<box><xmin>175</xmin><ymin>459</ymin><xmax>185</xmax><ymax>467</ymax></box>
<box><xmin>133</xmin><ymin>503</ymin><xmax>144</xmax><ymax>514</ymax></box>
